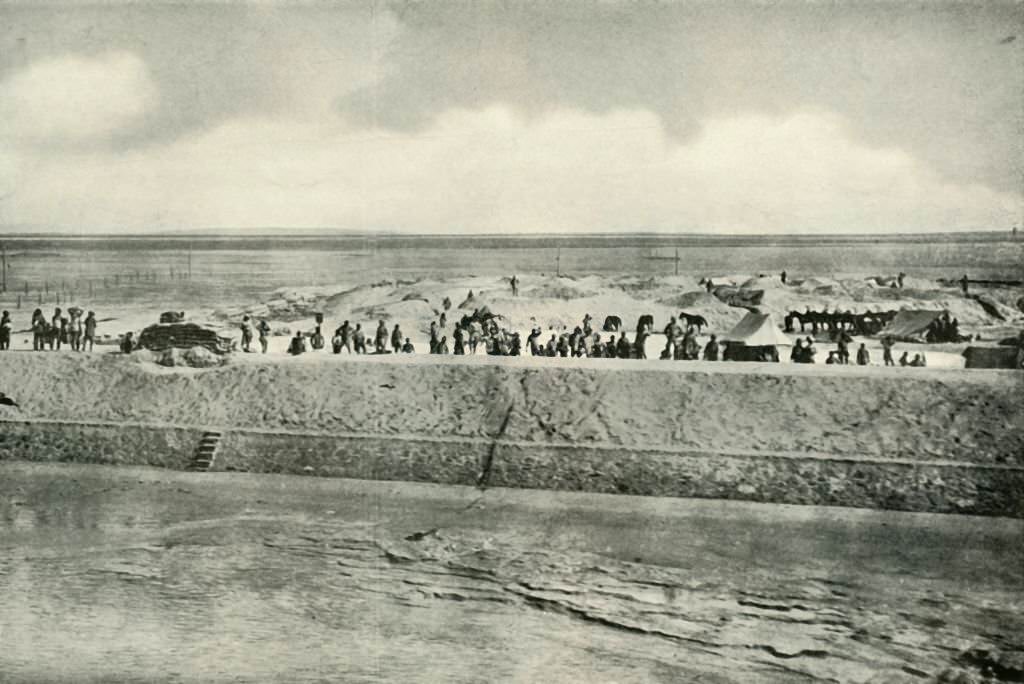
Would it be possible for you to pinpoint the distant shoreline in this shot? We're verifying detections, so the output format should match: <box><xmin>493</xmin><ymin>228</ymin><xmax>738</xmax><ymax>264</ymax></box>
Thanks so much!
<box><xmin>0</xmin><ymin>230</ymin><xmax>1019</xmax><ymax>251</ymax></box>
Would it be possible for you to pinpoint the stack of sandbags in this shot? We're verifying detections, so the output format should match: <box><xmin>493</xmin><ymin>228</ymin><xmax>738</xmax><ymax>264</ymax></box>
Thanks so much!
<box><xmin>137</xmin><ymin>322</ymin><xmax>236</xmax><ymax>355</ymax></box>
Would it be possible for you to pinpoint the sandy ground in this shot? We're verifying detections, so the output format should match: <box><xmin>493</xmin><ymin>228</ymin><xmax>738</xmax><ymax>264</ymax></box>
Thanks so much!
<box><xmin>4</xmin><ymin>273</ymin><xmax>1021</xmax><ymax>369</ymax></box>
<box><xmin>1</xmin><ymin>462</ymin><xmax>1021</xmax><ymax>683</ymax></box>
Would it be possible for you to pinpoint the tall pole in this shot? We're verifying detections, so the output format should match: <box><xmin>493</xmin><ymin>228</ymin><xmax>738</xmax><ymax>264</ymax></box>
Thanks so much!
<box><xmin>674</xmin><ymin>247</ymin><xmax>679</xmax><ymax>276</ymax></box>
<box><xmin>1</xmin><ymin>242</ymin><xmax>7</xmax><ymax>293</ymax></box>
<box><xmin>187</xmin><ymin>240</ymin><xmax>193</xmax><ymax>280</ymax></box>
<box><xmin>556</xmin><ymin>247</ymin><xmax>561</xmax><ymax>277</ymax></box>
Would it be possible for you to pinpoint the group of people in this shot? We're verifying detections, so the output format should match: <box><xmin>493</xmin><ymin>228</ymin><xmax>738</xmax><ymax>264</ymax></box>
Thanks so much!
<box><xmin>0</xmin><ymin>308</ymin><xmax>99</xmax><ymax>352</ymax></box>
<box><xmin>925</xmin><ymin>311</ymin><xmax>963</xmax><ymax>344</ymax></box>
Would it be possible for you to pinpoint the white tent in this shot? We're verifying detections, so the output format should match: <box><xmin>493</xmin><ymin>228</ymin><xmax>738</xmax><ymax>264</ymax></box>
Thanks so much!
<box><xmin>720</xmin><ymin>312</ymin><xmax>792</xmax><ymax>346</ymax></box>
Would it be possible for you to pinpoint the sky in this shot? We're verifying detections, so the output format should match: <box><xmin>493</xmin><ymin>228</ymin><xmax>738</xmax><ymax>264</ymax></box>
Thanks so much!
<box><xmin>0</xmin><ymin>1</ymin><xmax>1021</xmax><ymax>235</ymax></box>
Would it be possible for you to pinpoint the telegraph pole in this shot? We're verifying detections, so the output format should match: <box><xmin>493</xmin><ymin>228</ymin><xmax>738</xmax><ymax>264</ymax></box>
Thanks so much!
<box><xmin>674</xmin><ymin>247</ymin><xmax>679</xmax><ymax>276</ymax></box>
<box><xmin>556</xmin><ymin>247</ymin><xmax>561</xmax><ymax>277</ymax></box>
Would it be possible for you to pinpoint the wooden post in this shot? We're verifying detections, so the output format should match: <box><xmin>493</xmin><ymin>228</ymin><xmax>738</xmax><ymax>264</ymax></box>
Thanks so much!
<box><xmin>674</xmin><ymin>247</ymin><xmax>679</xmax><ymax>276</ymax></box>
<box><xmin>188</xmin><ymin>241</ymin><xmax>193</xmax><ymax>279</ymax></box>
<box><xmin>556</xmin><ymin>247</ymin><xmax>561</xmax><ymax>277</ymax></box>
<box><xmin>1</xmin><ymin>242</ymin><xmax>7</xmax><ymax>293</ymax></box>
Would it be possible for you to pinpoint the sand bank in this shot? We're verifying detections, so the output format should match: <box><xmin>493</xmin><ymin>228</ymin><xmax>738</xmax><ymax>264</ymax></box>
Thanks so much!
<box><xmin>1</xmin><ymin>352</ymin><xmax>1021</xmax><ymax>516</ymax></box>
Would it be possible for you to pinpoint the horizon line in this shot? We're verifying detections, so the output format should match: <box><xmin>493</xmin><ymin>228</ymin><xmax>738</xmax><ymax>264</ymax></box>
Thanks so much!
<box><xmin>0</xmin><ymin>228</ymin><xmax>1018</xmax><ymax>240</ymax></box>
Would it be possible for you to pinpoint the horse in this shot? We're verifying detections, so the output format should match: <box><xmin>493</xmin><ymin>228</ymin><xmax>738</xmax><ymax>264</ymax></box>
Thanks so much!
<box><xmin>677</xmin><ymin>312</ymin><xmax>708</xmax><ymax>333</ymax></box>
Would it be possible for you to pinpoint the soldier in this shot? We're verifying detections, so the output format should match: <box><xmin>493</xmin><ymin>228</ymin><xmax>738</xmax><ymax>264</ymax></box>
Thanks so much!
<box><xmin>352</xmin><ymin>324</ymin><xmax>366</xmax><ymax>354</ymax></box>
<box><xmin>391</xmin><ymin>324</ymin><xmax>403</xmax><ymax>354</ymax></box>
<box><xmin>856</xmin><ymin>343</ymin><xmax>870</xmax><ymax>366</ymax></box>
<box><xmin>703</xmin><ymin>334</ymin><xmax>719</xmax><ymax>361</ymax></box>
<box><xmin>881</xmin><ymin>336</ymin><xmax>895</xmax><ymax>366</ymax></box>
<box><xmin>617</xmin><ymin>332</ymin><xmax>633</xmax><ymax>359</ymax></box>
<box><xmin>240</xmin><ymin>315</ymin><xmax>254</xmax><ymax>352</ymax></box>
<box><xmin>0</xmin><ymin>310</ymin><xmax>11</xmax><ymax>350</ymax></box>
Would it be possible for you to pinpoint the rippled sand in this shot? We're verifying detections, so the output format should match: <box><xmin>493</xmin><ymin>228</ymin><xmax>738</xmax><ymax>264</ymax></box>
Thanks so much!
<box><xmin>1</xmin><ymin>462</ymin><xmax>1021</xmax><ymax>683</ymax></box>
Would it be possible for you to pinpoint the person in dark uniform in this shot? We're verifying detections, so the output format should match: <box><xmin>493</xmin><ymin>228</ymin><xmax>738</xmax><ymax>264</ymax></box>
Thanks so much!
<box><xmin>391</xmin><ymin>324</ymin><xmax>403</xmax><ymax>354</ymax></box>
<box><xmin>856</xmin><ymin>343</ymin><xmax>870</xmax><ymax>366</ymax></box>
<box><xmin>402</xmin><ymin>338</ymin><xmax>415</xmax><ymax>353</ymax></box>
<box><xmin>790</xmin><ymin>338</ymin><xmax>805</xmax><ymax>363</ymax></box>
<box><xmin>120</xmin><ymin>331</ymin><xmax>135</xmax><ymax>354</ymax></box>
<box><xmin>703</xmin><ymin>334</ymin><xmax>719</xmax><ymax>361</ymax></box>
<box><xmin>960</xmin><ymin>274</ymin><xmax>969</xmax><ymax>295</ymax></box>
<box><xmin>453</xmin><ymin>326</ymin><xmax>465</xmax><ymax>355</ymax></box>
<box><xmin>616</xmin><ymin>332</ymin><xmax>633</xmax><ymax>359</ymax></box>
<box><xmin>0</xmin><ymin>311</ymin><xmax>11</xmax><ymax>351</ymax></box>
<box><xmin>288</xmin><ymin>331</ymin><xmax>306</xmax><ymax>356</ymax></box>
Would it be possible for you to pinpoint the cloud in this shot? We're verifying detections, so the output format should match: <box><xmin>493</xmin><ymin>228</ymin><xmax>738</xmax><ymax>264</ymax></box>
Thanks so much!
<box><xmin>0</xmin><ymin>51</ymin><xmax>157</xmax><ymax>146</ymax></box>
<box><xmin>3</xmin><ymin>107</ymin><xmax>1019</xmax><ymax>234</ymax></box>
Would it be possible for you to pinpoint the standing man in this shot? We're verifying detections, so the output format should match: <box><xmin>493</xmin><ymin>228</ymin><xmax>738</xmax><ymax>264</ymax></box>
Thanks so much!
<box><xmin>83</xmin><ymin>311</ymin><xmax>97</xmax><ymax>351</ymax></box>
<box><xmin>352</xmin><ymin>324</ymin><xmax>366</xmax><ymax>354</ymax></box>
<box><xmin>703</xmin><ymin>334</ymin><xmax>719</xmax><ymax>361</ymax></box>
<box><xmin>50</xmin><ymin>307</ymin><xmax>63</xmax><ymax>350</ymax></box>
<box><xmin>960</xmin><ymin>274</ymin><xmax>969</xmax><ymax>295</ymax></box>
<box><xmin>257</xmin><ymin>319</ymin><xmax>271</xmax><ymax>354</ymax></box>
<box><xmin>510</xmin><ymin>275</ymin><xmax>519</xmax><ymax>297</ymax></box>
<box><xmin>0</xmin><ymin>310</ymin><xmax>11</xmax><ymax>350</ymax></box>
<box><xmin>391</xmin><ymin>323</ymin><xmax>403</xmax><ymax>354</ymax></box>
<box><xmin>881</xmin><ymin>336</ymin><xmax>895</xmax><ymax>366</ymax></box>
<box><xmin>240</xmin><ymin>315</ymin><xmax>254</xmax><ymax>352</ymax></box>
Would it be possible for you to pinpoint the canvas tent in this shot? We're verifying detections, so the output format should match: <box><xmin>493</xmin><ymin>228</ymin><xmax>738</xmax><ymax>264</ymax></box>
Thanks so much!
<box><xmin>879</xmin><ymin>310</ymin><xmax>944</xmax><ymax>342</ymax></box>
<box><xmin>720</xmin><ymin>312</ymin><xmax>792</xmax><ymax>347</ymax></box>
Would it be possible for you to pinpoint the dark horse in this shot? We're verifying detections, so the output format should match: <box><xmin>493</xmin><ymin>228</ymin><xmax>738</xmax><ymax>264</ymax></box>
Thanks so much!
<box><xmin>678</xmin><ymin>312</ymin><xmax>708</xmax><ymax>333</ymax></box>
<box><xmin>636</xmin><ymin>314</ymin><xmax>655</xmax><ymax>333</ymax></box>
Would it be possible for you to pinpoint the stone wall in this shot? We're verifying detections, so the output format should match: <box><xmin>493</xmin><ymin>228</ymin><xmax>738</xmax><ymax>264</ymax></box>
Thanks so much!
<box><xmin>0</xmin><ymin>420</ymin><xmax>198</xmax><ymax>470</ymax></box>
<box><xmin>1</xmin><ymin>353</ymin><xmax>1022</xmax><ymax>516</ymax></box>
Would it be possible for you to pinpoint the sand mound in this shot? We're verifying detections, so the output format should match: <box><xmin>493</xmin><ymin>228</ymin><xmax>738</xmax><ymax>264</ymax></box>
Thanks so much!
<box><xmin>354</xmin><ymin>299</ymin><xmax>437</xmax><ymax>322</ymax></box>
<box><xmin>741</xmin><ymin>276</ymin><xmax>782</xmax><ymax>290</ymax></box>
<box><xmin>660</xmin><ymin>291</ymin><xmax>720</xmax><ymax>309</ymax></box>
<box><xmin>795</xmin><ymin>277</ymin><xmax>841</xmax><ymax>295</ymax></box>
<box><xmin>521</xmin><ymin>280</ymin><xmax>598</xmax><ymax>300</ymax></box>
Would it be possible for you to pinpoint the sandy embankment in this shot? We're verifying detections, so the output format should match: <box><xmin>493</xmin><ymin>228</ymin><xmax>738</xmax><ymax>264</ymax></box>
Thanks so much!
<box><xmin>1</xmin><ymin>352</ymin><xmax>1021</xmax><ymax>516</ymax></box>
